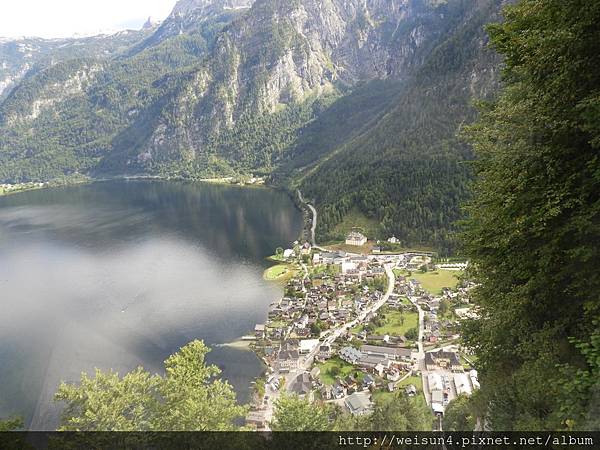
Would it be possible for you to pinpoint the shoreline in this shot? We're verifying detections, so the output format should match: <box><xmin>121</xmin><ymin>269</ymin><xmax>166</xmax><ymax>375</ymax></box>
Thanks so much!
<box><xmin>0</xmin><ymin>174</ymin><xmax>272</xmax><ymax>198</ymax></box>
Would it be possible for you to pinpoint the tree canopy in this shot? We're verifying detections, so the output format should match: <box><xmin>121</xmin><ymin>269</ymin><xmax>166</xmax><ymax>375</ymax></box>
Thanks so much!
<box><xmin>271</xmin><ymin>395</ymin><xmax>332</xmax><ymax>431</ymax></box>
<box><xmin>55</xmin><ymin>340</ymin><xmax>247</xmax><ymax>431</ymax></box>
<box><xmin>0</xmin><ymin>416</ymin><xmax>23</xmax><ymax>432</ymax></box>
<box><xmin>443</xmin><ymin>394</ymin><xmax>476</xmax><ymax>431</ymax></box>
<box><xmin>462</xmin><ymin>0</ymin><xmax>600</xmax><ymax>431</ymax></box>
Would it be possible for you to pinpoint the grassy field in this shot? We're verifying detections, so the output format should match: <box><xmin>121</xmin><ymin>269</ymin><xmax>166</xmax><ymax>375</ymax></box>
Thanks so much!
<box><xmin>352</xmin><ymin>310</ymin><xmax>419</xmax><ymax>338</ymax></box>
<box><xmin>324</xmin><ymin>242</ymin><xmax>374</xmax><ymax>255</ymax></box>
<box><xmin>375</xmin><ymin>310</ymin><xmax>419</xmax><ymax>336</ymax></box>
<box><xmin>397</xmin><ymin>375</ymin><xmax>423</xmax><ymax>391</ymax></box>
<box><xmin>263</xmin><ymin>264</ymin><xmax>296</xmax><ymax>282</ymax></box>
<box><xmin>373</xmin><ymin>386</ymin><xmax>430</xmax><ymax>413</ymax></box>
<box><xmin>409</xmin><ymin>270</ymin><xmax>463</xmax><ymax>295</ymax></box>
<box><xmin>317</xmin><ymin>357</ymin><xmax>363</xmax><ymax>385</ymax></box>
<box><xmin>331</xmin><ymin>208</ymin><xmax>382</xmax><ymax>240</ymax></box>
<box><xmin>372</xmin><ymin>390</ymin><xmax>396</xmax><ymax>405</ymax></box>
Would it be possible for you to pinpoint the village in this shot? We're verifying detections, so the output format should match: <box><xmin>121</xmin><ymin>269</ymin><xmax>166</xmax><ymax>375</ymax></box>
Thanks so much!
<box><xmin>245</xmin><ymin>227</ymin><xmax>479</xmax><ymax>431</ymax></box>
<box><xmin>0</xmin><ymin>182</ymin><xmax>46</xmax><ymax>196</ymax></box>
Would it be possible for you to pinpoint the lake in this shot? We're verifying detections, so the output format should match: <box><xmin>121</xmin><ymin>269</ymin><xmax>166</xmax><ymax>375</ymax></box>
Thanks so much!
<box><xmin>0</xmin><ymin>180</ymin><xmax>302</xmax><ymax>430</ymax></box>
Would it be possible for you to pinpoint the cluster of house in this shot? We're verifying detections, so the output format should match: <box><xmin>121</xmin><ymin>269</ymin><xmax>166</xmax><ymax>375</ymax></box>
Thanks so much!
<box><xmin>268</xmin><ymin>338</ymin><xmax>320</xmax><ymax>373</ymax></box>
<box><xmin>0</xmin><ymin>182</ymin><xmax>45</xmax><ymax>192</ymax></box>
<box><xmin>392</xmin><ymin>274</ymin><xmax>468</xmax><ymax>345</ymax></box>
<box><xmin>314</xmin><ymin>251</ymin><xmax>388</xmax><ymax>283</ymax></box>
<box><xmin>424</xmin><ymin>349</ymin><xmax>480</xmax><ymax>414</ymax></box>
<box><xmin>280</xmin><ymin>367</ymin><xmax>376</xmax><ymax>416</ymax></box>
<box><xmin>257</xmin><ymin>254</ymin><xmax>391</xmax><ymax>345</ymax></box>
<box><xmin>281</xmin><ymin>242</ymin><xmax>313</xmax><ymax>260</ymax></box>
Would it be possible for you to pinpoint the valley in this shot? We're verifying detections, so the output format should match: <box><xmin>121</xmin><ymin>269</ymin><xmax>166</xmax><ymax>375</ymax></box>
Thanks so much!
<box><xmin>0</xmin><ymin>0</ymin><xmax>504</xmax><ymax>252</ymax></box>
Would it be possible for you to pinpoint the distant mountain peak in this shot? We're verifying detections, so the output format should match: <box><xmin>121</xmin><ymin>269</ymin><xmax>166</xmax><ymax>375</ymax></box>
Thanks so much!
<box><xmin>142</xmin><ymin>16</ymin><xmax>160</xmax><ymax>30</ymax></box>
<box><xmin>171</xmin><ymin>0</ymin><xmax>253</xmax><ymax>16</ymax></box>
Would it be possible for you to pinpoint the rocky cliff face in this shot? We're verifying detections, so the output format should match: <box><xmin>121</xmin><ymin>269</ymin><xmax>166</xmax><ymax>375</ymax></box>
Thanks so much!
<box><xmin>130</xmin><ymin>0</ymin><xmax>254</xmax><ymax>55</ymax></box>
<box><xmin>0</xmin><ymin>29</ymin><xmax>154</xmax><ymax>101</ymax></box>
<box><xmin>0</xmin><ymin>0</ymin><xmax>502</xmax><ymax>182</ymax></box>
<box><xmin>134</xmin><ymin>0</ymin><xmax>477</xmax><ymax>172</ymax></box>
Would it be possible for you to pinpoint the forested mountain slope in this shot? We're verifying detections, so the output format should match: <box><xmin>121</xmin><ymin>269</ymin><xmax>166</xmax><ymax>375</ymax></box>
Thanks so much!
<box><xmin>0</xmin><ymin>0</ymin><xmax>505</xmax><ymax>250</ymax></box>
<box><xmin>282</xmin><ymin>0</ymin><xmax>502</xmax><ymax>250</ymax></box>
<box><xmin>0</xmin><ymin>29</ymin><xmax>156</xmax><ymax>101</ymax></box>
<box><xmin>0</xmin><ymin>1</ymin><xmax>248</xmax><ymax>181</ymax></box>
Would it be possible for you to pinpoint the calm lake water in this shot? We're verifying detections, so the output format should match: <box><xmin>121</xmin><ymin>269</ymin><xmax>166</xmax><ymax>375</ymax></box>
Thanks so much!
<box><xmin>0</xmin><ymin>180</ymin><xmax>302</xmax><ymax>430</ymax></box>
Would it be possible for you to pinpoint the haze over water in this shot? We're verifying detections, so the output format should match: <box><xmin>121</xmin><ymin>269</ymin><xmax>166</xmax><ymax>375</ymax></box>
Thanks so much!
<box><xmin>0</xmin><ymin>180</ymin><xmax>302</xmax><ymax>430</ymax></box>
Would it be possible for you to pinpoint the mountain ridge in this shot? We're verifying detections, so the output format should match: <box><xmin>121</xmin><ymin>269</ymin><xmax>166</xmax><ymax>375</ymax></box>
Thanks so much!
<box><xmin>0</xmin><ymin>0</ymin><xmax>505</xmax><ymax>250</ymax></box>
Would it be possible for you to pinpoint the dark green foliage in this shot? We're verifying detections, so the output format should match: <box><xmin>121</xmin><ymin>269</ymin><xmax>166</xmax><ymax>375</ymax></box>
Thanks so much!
<box><xmin>559</xmin><ymin>323</ymin><xmax>600</xmax><ymax>431</ymax></box>
<box><xmin>0</xmin><ymin>0</ymin><xmax>505</xmax><ymax>253</ymax></box>
<box><xmin>292</xmin><ymin>0</ymin><xmax>502</xmax><ymax>253</ymax></box>
<box><xmin>461</xmin><ymin>0</ymin><xmax>600</xmax><ymax>430</ymax></box>
<box><xmin>271</xmin><ymin>395</ymin><xmax>332</xmax><ymax>431</ymax></box>
<box><xmin>443</xmin><ymin>394</ymin><xmax>476</xmax><ymax>431</ymax></box>
<box><xmin>0</xmin><ymin>18</ymin><xmax>236</xmax><ymax>183</ymax></box>
<box><xmin>405</xmin><ymin>327</ymin><xmax>419</xmax><ymax>341</ymax></box>
<box><xmin>369</xmin><ymin>393</ymin><xmax>431</xmax><ymax>431</ymax></box>
<box><xmin>0</xmin><ymin>416</ymin><xmax>23</xmax><ymax>431</ymax></box>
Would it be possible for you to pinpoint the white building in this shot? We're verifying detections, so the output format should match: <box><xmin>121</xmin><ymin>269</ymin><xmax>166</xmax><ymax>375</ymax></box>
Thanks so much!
<box><xmin>341</xmin><ymin>260</ymin><xmax>357</xmax><ymax>274</ymax></box>
<box><xmin>454</xmin><ymin>373</ymin><xmax>473</xmax><ymax>396</ymax></box>
<box><xmin>427</xmin><ymin>373</ymin><xmax>443</xmax><ymax>392</ymax></box>
<box><xmin>299</xmin><ymin>339</ymin><xmax>320</xmax><ymax>355</ymax></box>
<box><xmin>345</xmin><ymin>231</ymin><xmax>367</xmax><ymax>246</ymax></box>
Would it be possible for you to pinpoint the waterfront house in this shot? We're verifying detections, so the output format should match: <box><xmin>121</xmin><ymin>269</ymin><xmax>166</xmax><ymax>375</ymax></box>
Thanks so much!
<box><xmin>254</xmin><ymin>324</ymin><xmax>266</xmax><ymax>339</ymax></box>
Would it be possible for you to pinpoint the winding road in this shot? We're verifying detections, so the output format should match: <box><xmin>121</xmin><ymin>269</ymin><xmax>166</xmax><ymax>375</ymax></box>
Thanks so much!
<box><xmin>297</xmin><ymin>190</ymin><xmax>317</xmax><ymax>247</ymax></box>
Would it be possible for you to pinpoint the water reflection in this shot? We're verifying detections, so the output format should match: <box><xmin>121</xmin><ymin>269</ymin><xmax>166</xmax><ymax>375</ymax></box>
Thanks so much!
<box><xmin>0</xmin><ymin>180</ymin><xmax>302</xmax><ymax>430</ymax></box>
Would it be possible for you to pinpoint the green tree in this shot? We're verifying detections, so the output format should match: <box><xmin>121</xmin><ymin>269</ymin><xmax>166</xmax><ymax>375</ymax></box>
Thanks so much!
<box><xmin>253</xmin><ymin>377</ymin><xmax>266</xmax><ymax>403</ymax></box>
<box><xmin>443</xmin><ymin>394</ymin><xmax>476</xmax><ymax>431</ymax></box>
<box><xmin>462</xmin><ymin>0</ymin><xmax>600</xmax><ymax>430</ymax></box>
<box><xmin>370</xmin><ymin>393</ymin><xmax>431</xmax><ymax>431</ymax></box>
<box><xmin>0</xmin><ymin>416</ymin><xmax>23</xmax><ymax>431</ymax></box>
<box><xmin>310</xmin><ymin>322</ymin><xmax>322</xmax><ymax>337</ymax></box>
<box><xmin>405</xmin><ymin>327</ymin><xmax>418</xmax><ymax>341</ymax></box>
<box><xmin>559</xmin><ymin>319</ymin><xmax>600</xmax><ymax>431</ymax></box>
<box><xmin>333</xmin><ymin>411</ymin><xmax>372</xmax><ymax>431</ymax></box>
<box><xmin>438</xmin><ymin>299</ymin><xmax>449</xmax><ymax>316</ymax></box>
<box><xmin>271</xmin><ymin>395</ymin><xmax>332</xmax><ymax>431</ymax></box>
<box><xmin>55</xmin><ymin>340</ymin><xmax>247</xmax><ymax>431</ymax></box>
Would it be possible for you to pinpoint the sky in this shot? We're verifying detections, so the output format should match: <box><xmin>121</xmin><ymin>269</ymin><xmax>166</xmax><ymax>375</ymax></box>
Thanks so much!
<box><xmin>0</xmin><ymin>0</ymin><xmax>178</xmax><ymax>39</ymax></box>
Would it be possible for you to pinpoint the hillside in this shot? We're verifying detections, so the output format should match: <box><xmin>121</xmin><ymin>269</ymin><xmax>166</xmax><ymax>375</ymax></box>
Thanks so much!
<box><xmin>0</xmin><ymin>0</ymin><xmax>505</xmax><ymax>250</ymax></box>
<box><xmin>288</xmin><ymin>0</ymin><xmax>503</xmax><ymax>251</ymax></box>
<box><xmin>0</xmin><ymin>29</ymin><xmax>156</xmax><ymax>101</ymax></box>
